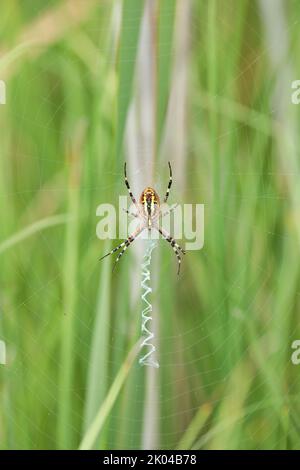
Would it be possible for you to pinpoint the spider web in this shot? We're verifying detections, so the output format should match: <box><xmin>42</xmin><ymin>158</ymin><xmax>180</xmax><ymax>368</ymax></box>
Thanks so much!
<box><xmin>0</xmin><ymin>0</ymin><xmax>300</xmax><ymax>451</ymax></box>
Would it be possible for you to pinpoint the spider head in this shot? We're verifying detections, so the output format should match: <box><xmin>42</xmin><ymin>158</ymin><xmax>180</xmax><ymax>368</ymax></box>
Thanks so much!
<box><xmin>140</xmin><ymin>187</ymin><xmax>160</xmax><ymax>218</ymax></box>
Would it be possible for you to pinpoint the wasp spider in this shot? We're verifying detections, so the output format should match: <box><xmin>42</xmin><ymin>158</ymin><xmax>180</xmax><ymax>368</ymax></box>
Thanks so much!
<box><xmin>100</xmin><ymin>162</ymin><xmax>186</xmax><ymax>274</ymax></box>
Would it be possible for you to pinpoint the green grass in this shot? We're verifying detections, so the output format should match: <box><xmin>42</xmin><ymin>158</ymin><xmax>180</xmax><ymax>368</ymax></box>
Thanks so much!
<box><xmin>0</xmin><ymin>0</ymin><xmax>300</xmax><ymax>450</ymax></box>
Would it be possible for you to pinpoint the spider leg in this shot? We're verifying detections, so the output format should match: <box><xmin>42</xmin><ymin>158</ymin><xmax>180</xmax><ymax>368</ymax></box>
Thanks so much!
<box><xmin>155</xmin><ymin>227</ymin><xmax>186</xmax><ymax>274</ymax></box>
<box><xmin>164</xmin><ymin>161</ymin><xmax>173</xmax><ymax>203</ymax></box>
<box><xmin>160</xmin><ymin>203</ymin><xmax>178</xmax><ymax>218</ymax></box>
<box><xmin>124</xmin><ymin>162</ymin><xmax>137</xmax><ymax>205</ymax></box>
<box><xmin>113</xmin><ymin>226</ymin><xmax>144</xmax><ymax>271</ymax></box>
<box><xmin>99</xmin><ymin>226</ymin><xmax>144</xmax><ymax>269</ymax></box>
<box><xmin>158</xmin><ymin>227</ymin><xmax>186</xmax><ymax>255</ymax></box>
<box><xmin>122</xmin><ymin>208</ymin><xmax>138</xmax><ymax>218</ymax></box>
<box><xmin>172</xmin><ymin>246</ymin><xmax>182</xmax><ymax>275</ymax></box>
<box><xmin>99</xmin><ymin>241</ymin><xmax>127</xmax><ymax>261</ymax></box>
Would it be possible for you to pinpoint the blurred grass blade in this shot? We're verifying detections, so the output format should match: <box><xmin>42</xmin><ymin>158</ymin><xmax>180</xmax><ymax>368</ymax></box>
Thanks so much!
<box><xmin>57</xmin><ymin>119</ymin><xmax>85</xmax><ymax>449</ymax></box>
<box><xmin>116</xmin><ymin>0</ymin><xmax>145</xmax><ymax>160</ymax></box>
<box><xmin>83</xmin><ymin>253</ymin><xmax>112</xmax><ymax>445</ymax></box>
<box><xmin>176</xmin><ymin>404</ymin><xmax>212</xmax><ymax>450</ymax></box>
<box><xmin>208</xmin><ymin>361</ymin><xmax>253</xmax><ymax>449</ymax></box>
<box><xmin>79</xmin><ymin>343</ymin><xmax>139</xmax><ymax>450</ymax></box>
<box><xmin>0</xmin><ymin>42</ymin><xmax>33</xmax><ymax>74</ymax></box>
<box><xmin>0</xmin><ymin>214</ymin><xmax>70</xmax><ymax>255</ymax></box>
<box><xmin>156</xmin><ymin>0</ymin><xmax>176</xmax><ymax>147</ymax></box>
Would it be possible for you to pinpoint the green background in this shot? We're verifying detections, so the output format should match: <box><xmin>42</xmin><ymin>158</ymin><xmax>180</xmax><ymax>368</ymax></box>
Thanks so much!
<box><xmin>0</xmin><ymin>0</ymin><xmax>300</xmax><ymax>450</ymax></box>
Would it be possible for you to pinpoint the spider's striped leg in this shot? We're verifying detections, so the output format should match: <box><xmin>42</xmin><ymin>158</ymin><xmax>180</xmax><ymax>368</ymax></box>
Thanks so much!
<box><xmin>164</xmin><ymin>161</ymin><xmax>173</xmax><ymax>203</ymax></box>
<box><xmin>156</xmin><ymin>227</ymin><xmax>186</xmax><ymax>275</ymax></box>
<box><xmin>172</xmin><ymin>246</ymin><xmax>182</xmax><ymax>275</ymax></box>
<box><xmin>112</xmin><ymin>226</ymin><xmax>144</xmax><ymax>271</ymax></box>
<box><xmin>99</xmin><ymin>240</ymin><xmax>127</xmax><ymax>261</ymax></box>
<box><xmin>124</xmin><ymin>162</ymin><xmax>137</xmax><ymax>205</ymax></box>
<box><xmin>99</xmin><ymin>226</ymin><xmax>143</xmax><ymax>266</ymax></box>
<box><xmin>122</xmin><ymin>208</ymin><xmax>138</xmax><ymax>218</ymax></box>
<box><xmin>160</xmin><ymin>203</ymin><xmax>178</xmax><ymax>218</ymax></box>
<box><xmin>158</xmin><ymin>227</ymin><xmax>186</xmax><ymax>255</ymax></box>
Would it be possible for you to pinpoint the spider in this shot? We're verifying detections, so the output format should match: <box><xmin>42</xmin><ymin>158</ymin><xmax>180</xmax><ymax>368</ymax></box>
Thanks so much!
<box><xmin>100</xmin><ymin>162</ymin><xmax>186</xmax><ymax>274</ymax></box>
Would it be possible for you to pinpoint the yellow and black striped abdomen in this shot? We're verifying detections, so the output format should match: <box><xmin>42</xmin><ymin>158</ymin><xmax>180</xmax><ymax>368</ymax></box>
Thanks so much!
<box><xmin>140</xmin><ymin>187</ymin><xmax>160</xmax><ymax>217</ymax></box>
